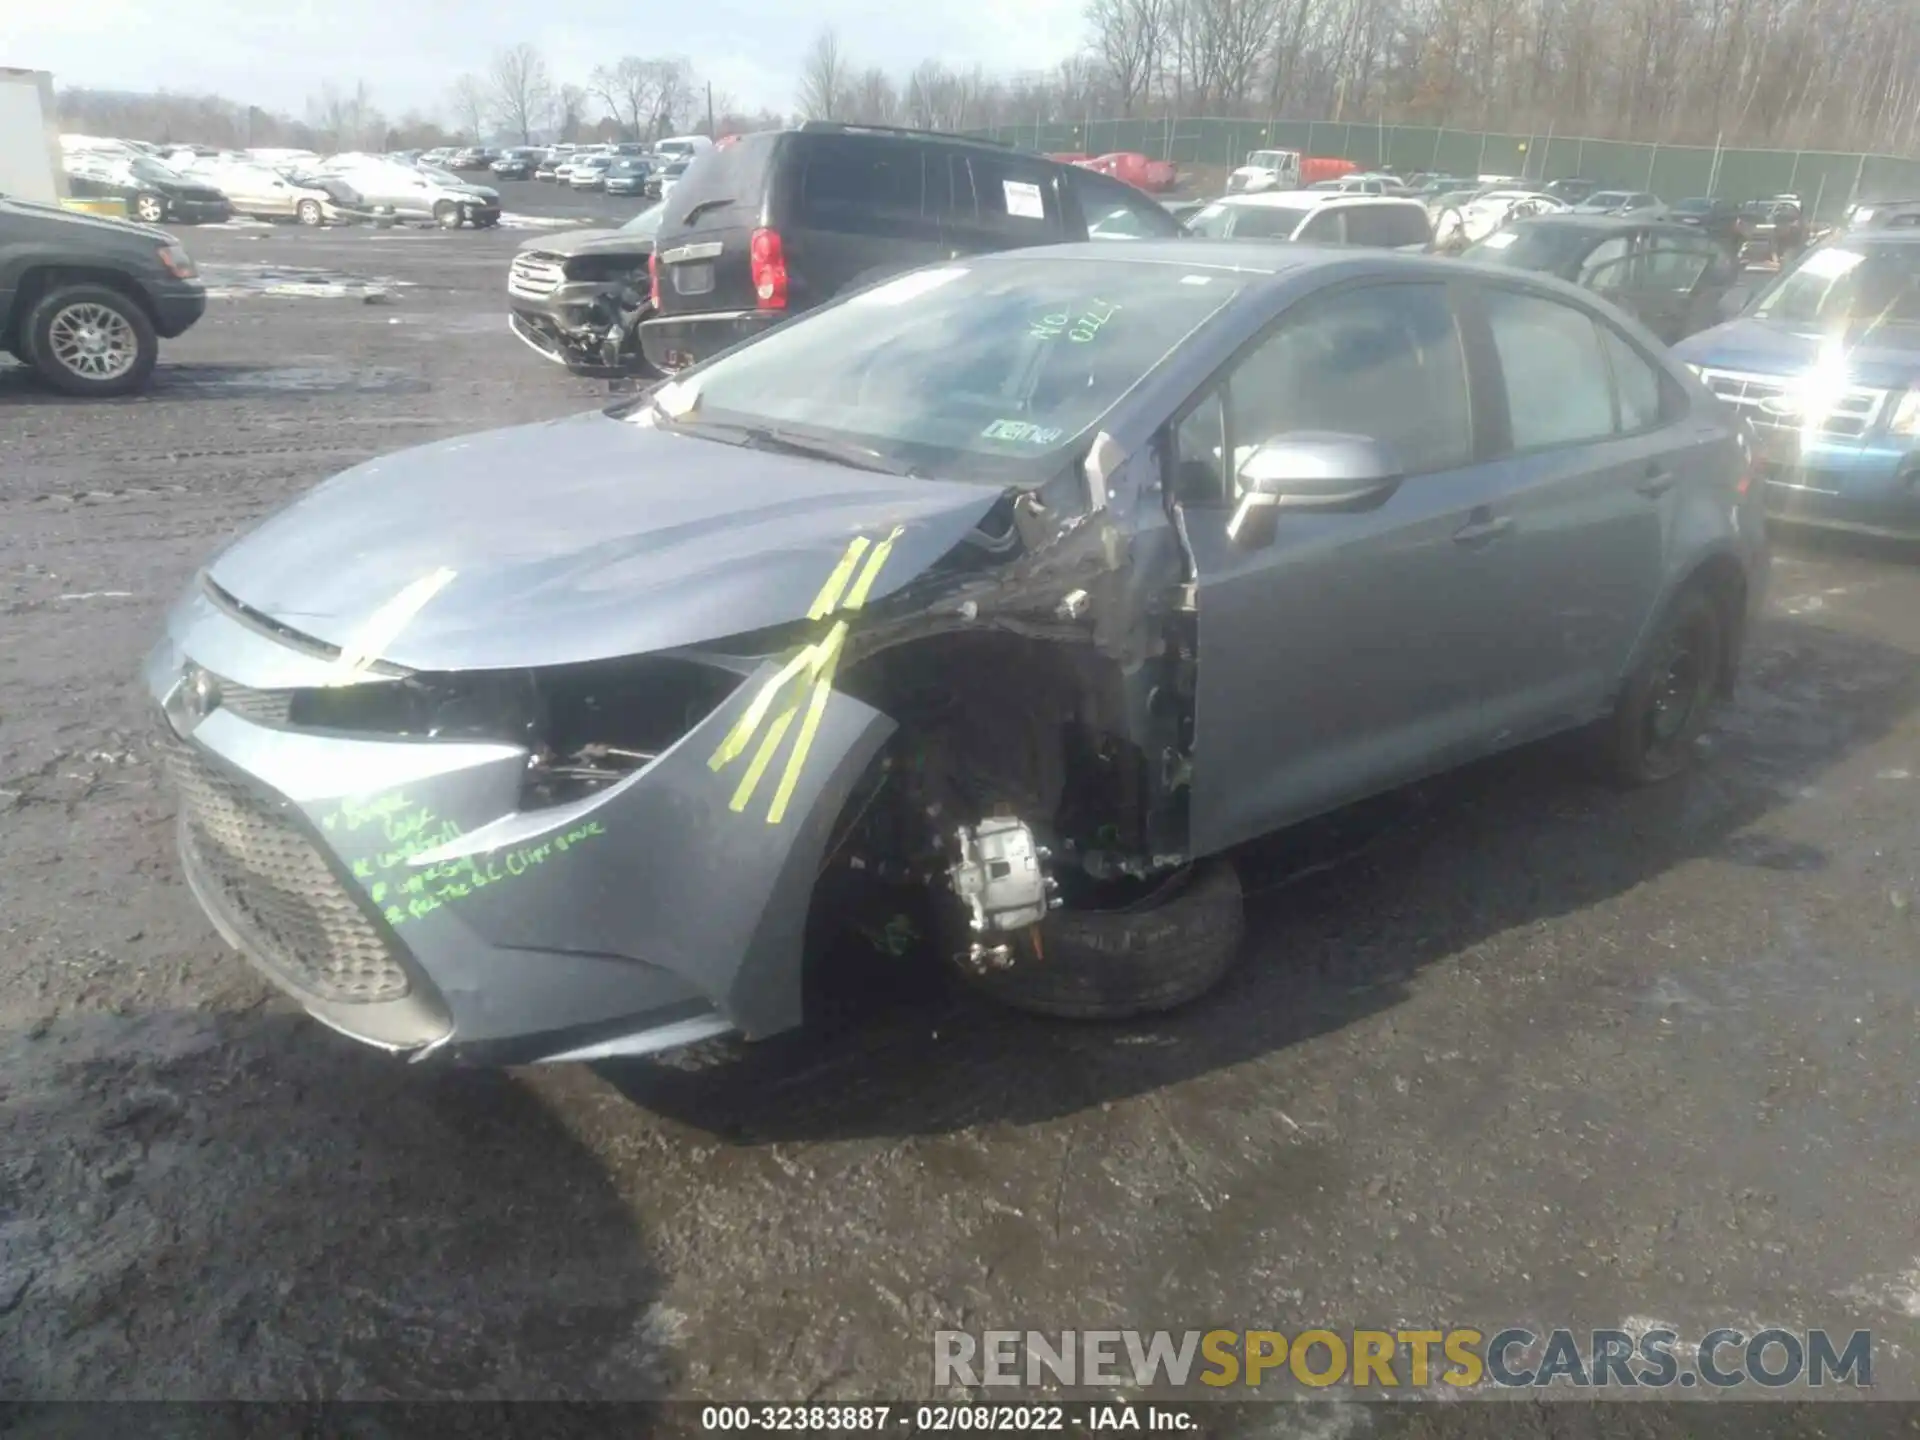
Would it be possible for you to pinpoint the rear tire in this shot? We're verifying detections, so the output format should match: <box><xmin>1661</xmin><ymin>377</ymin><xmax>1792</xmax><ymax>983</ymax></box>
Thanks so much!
<box><xmin>955</xmin><ymin>858</ymin><xmax>1246</xmax><ymax>1019</ymax></box>
<box><xmin>1594</xmin><ymin>588</ymin><xmax>1725</xmax><ymax>785</ymax></box>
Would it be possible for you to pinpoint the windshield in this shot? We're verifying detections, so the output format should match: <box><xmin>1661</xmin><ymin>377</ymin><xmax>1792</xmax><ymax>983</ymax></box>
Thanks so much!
<box><xmin>418</xmin><ymin>165</ymin><xmax>465</xmax><ymax>185</ymax></box>
<box><xmin>609</xmin><ymin>159</ymin><xmax>648</xmax><ymax>174</ymax></box>
<box><xmin>1246</xmin><ymin>151</ymin><xmax>1289</xmax><ymax>168</ymax></box>
<box><xmin>1461</xmin><ymin>224</ymin><xmax>1595</xmax><ymax>274</ymax></box>
<box><xmin>632</xmin><ymin>258</ymin><xmax>1244</xmax><ymax>479</ymax></box>
<box><xmin>1585</xmin><ymin>192</ymin><xmax>1628</xmax><ymax>207</ymax></box>
<box><xmin>1749</xmin><ymin>242</ymin><xmax>1920</xmax><ymax>327</ymax></box>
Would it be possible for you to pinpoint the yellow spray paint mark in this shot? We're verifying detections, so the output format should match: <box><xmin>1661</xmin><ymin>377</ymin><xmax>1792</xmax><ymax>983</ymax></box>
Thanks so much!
<box><xmin>710</xmin><ymin>527</ymin><xmax>904</xmax><ymax>823</ymax></box>
<box><xmin>326</xmin><ymin>567</ymin><xmax>458</xmax><ymax>684</ymax></box>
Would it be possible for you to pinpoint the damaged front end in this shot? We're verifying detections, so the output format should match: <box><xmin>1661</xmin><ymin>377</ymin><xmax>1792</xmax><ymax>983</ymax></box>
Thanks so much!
<box><xmin>145</xmin><ymin>412</ymin><xmax>1197</xmax><ymax>1064</ymax></box>
<box><xmin>508</xmin><ymin>239</ymin><xmax>657</xmax><ymax>378</ymax></box>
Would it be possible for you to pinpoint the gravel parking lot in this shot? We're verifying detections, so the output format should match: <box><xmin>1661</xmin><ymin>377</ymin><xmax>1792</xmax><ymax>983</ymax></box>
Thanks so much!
<box><xmin>4</xmin><ymin>182</ymin><xmax>1919</xmax><ymax>1428</ymax></box>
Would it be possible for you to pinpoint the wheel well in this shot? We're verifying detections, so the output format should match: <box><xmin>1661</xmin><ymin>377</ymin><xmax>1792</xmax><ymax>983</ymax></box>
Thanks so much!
<box><xmin>1683</xmin><ymin>552</ymin><xmax>1749</xmax><ymax>694</ymax></box>
<box><xmin>8</xmin><ymin>267</ymin><xmax>158</xmax><ymax>345</ymax></box>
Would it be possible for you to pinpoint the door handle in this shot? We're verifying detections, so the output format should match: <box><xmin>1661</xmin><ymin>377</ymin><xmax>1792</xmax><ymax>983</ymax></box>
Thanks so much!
<box><xmin>1637</xmin><ymin>468</ymin><xmax>1676</xmax><ymax>498</ymax></box>
<box><xmin>1453</xmin><ymin>514</ymin><xmax>1512</xmax><ymax>545</ymax></box>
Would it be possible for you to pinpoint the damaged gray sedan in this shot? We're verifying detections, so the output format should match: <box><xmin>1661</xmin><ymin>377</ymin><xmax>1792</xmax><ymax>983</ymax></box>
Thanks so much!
<box><xmin>147</xmin><ymin>242</ymin><xmax>1767</xmax><ymax>1063</ymax></box>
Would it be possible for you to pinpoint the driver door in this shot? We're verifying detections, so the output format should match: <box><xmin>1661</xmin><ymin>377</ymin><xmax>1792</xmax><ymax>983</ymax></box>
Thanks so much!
<box><xmin>1178</xmin><ymin>280</ymin><xmax>1523</xmax><ymax>855</ymax></box>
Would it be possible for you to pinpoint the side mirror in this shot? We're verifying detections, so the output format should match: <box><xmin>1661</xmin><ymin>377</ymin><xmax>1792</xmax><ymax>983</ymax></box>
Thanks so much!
<box><xmin>1227</xmin><ymin>433</ymin><xmax>1402</xmax><ymax>549</ymax></box>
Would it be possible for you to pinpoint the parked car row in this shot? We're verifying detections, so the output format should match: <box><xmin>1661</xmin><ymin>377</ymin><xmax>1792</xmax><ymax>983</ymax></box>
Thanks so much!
<box><xmin>54</xmin><ymin>135</ymin><xmax>504</xmax><ymax>229</ymax></box>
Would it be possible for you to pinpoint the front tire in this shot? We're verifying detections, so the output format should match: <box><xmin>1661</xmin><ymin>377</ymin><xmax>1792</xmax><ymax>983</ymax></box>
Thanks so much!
<box><xmin>296</xmin><ymin>199</ymin><xmax>324</xmax><ymax>226</ymax></box>
<box><xmin>25</xmin><ymin>284</ymin><xmax>159</xmax><ymax>397</ymax></box>
<box><xmin>955</xmin><ymin>858</ymin><xmax>1246</xmax><ymax>1019</ymax></box>
<box><xmin>1595</xmin><ymin>588</ymin><xmax>1725</xmax><ymax>785</ymax></box>
<box><xmin>133</xmin><ymin>192</ymin><xmax>167</xmax><ymax>224</ymax></box>
<box><xmin>433</xmin><ymin>200</ymin><xmax>461</xmax><ymax>229</ymax></box>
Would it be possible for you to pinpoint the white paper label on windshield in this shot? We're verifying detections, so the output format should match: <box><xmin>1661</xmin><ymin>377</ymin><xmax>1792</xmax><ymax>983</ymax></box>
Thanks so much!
<box><xmin>1003</xmin><ymin>180</ymin><xmax>1045</xmax><ymax>219</ymax></box>
<box><xmin>1798</xmin><ymin>247</ymin><xmax>1865</xmax><ymax>280</ymax></box>
<box><xmin>847</xmin><ymin>266</ymin><xmax>969</xmax><ymax>307</ymax></box>
<box><xmin>1483</xmin><ymin>231</ymin><xmax>1519</xmax><ymax>249</ymax></box>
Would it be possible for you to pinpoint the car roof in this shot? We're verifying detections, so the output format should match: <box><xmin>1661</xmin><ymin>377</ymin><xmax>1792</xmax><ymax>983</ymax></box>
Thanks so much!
<box><xmin>1210</xmin><ymin>189</ymin><xmax>1420</xmax><ymax>210</ymax></box>
<box><xmin>1509</xmin><ymin>214</ymin><xmax>1720</xmax><ymax>240</ymax></box>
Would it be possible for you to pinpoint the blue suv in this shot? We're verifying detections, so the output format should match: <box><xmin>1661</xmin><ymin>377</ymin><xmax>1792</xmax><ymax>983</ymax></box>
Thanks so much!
<box><xmin>1675</xmin><ymin>232</ymin><xmax>1920</xmax><ymax>538</ymax></box>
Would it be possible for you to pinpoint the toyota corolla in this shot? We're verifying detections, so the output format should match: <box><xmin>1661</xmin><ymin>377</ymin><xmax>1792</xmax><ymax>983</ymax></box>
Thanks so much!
<box><xmin>148</xmin><ymin>243</ymin><xmax>1767</xmax><ymax>1065</ymax></box>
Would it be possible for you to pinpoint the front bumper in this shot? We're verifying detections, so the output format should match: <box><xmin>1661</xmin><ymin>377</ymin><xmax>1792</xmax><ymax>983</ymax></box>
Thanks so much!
<box><xmin>604</xmin><ymin>180</ymin><xmax>647</xmax><ymax>195</ymax></box>
<box><xmin>152</xmin><ymin>286</ymin><xmax>208</xmax><ymax>339</ymax></box>
<box><xmin>507</xmin><ymin>274</ymin><xmax>652</xmax><ymax>376</ymax></box>
<box><xmin>167</xmin><ymin>198</ymin><xmax>233</xmax><ymax>225</ymax></box>
<box><xmin>144</xmin><ymin>582</ymin><xmax>894</xmax><ymax>1063</ymax></box>
<box><xmin>1754</xmin><ymin>433</ymin><xmax>1920</xmax><ymax>538</ymax></box>
<box><xmin>640</xmin><ymin>309</ymin><xmax>783</xmax><ymax>372</ymax></box>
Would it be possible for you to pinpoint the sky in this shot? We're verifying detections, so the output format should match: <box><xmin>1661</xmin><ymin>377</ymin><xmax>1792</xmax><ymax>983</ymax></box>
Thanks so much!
<box><xmin>4</xmin><ymin>0</ymin><xmax>1089</xmax><ymax>120</ymax></box>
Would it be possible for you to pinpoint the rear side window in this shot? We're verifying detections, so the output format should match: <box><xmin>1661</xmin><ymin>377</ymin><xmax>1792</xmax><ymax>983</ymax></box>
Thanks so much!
<box><xmin>1231</xmin><ymin>205</ymin><xmax>1306</xmax><ymax>240</ymax></box>
<box><xmin>1345</xmin><ymin>204</ymin><xmax>1429</xmax><ymax>247</ymax></box>
<box><xmin>1599</xmin><ymin>325</ymin><xmax>1665</xmax><ymax>433</ymax></box>
<box><xmin>1296</xmin><ymin>208</ymin><xmax>1346</xmax><ymax>243</ymax></box>
<box><xmin>1067</xmin><ymin>168</ymin><xmax>1181</xmax><ymax>240</ymax></box>
<box><xmin>661</xmin><ymin>134</ymin><xmax>775</xmax><ymax>232</ymax></box>
<box><xmin>1483</xmin><ymin>287</ymin><xmax>1615</xmax><ymax>449</ymax></box>
<box><xmin>795</xmin><ymin>135</ymin><xmax>925</xmax><ymax>235</ymax></box>
<box><xmin>961</xmin><ymin>152</ymin><xmax>1065</xmax><ymax>243</ymax></box>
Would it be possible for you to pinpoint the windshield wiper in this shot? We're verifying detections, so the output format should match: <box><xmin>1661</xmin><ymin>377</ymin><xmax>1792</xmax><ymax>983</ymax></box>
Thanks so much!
<box><xmin>738</xmin><ymin>425</ymin><xmax>921</xmax><ymax>476</ymax></box>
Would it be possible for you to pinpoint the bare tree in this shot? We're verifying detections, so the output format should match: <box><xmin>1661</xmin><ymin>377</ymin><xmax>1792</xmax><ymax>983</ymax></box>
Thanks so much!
<box><xmin>307</xmin><ymin>80</ymin><xmax>383</xmax><ymax>151</ymax></box>
<box><xmin>850</xmin><ymin>68</ymin><xmax>899</xmax><ymax>124</ymax></box>
<box><xmin>488</xmin><ymin>43</ymin><xmax>553</xmax><ymax>144</ymax></box>
<box><xmin>1087</xmin><ymin>0</ymin><xmax>1169</xmax><ymax>114</ymax></box>
<box><xmin>650</xmin><ymin>58</ymin><xmax>697</xmax><ymax>137</ymax></box>
<box><xmin>798</xmin><ymin>28</ymin><xmax>850</xmax><ymax>120</ymax></box>
<box><xmin>448</xmin><ymin>74</ymin><xmax>488</xmax><ymax>141</ymax></box>
<box><xmin>549</xmin><ymin>83</ymin><xmax>591</xmax><ymax>142</ymax></box>
<box><xmin>591</xmin><ymin>56</ymin><xmax>661</xmax><ymax>138</ymax></box>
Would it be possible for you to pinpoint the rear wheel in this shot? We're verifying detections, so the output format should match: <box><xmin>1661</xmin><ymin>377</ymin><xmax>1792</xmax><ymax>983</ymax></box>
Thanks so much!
<box><xmin>25</xmin><ymin>284</ymin><xmax>158</xmax><ymax>397</ymax></box>
<box><xmin>953</xmin><ymin>858</ymin><xmax>1246</xmax><ymax>1020</ymax></box>
<box><xmin>1594</xmin><ymin>588</ymin><xmax>1725</xmax><ymax>785</ymax></box>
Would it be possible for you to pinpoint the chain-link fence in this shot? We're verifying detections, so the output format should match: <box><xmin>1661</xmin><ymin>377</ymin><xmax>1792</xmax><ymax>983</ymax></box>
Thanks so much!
<box><xmin>968</xmin><ymin>117</ymin><xmax>1920</xmax><ymax>221</ymax></box>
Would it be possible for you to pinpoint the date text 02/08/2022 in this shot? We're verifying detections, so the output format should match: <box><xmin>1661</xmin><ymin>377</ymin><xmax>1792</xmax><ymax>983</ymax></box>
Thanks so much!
<box><xmin>698</xmin><ymin>1404</ymin><xmax>1195</xmax><ymax>1432</ymax></box>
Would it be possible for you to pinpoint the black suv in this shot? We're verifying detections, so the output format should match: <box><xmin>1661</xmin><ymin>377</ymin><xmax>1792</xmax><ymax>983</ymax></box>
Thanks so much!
<box><xmin>639</xmin><ymin>122</ymin><xmax>1184</xmax><ymax>372</ymax></box>
<box><xmin>1669</xmin><ymin>196</ymin><xmax>1740</xmax><ymax>247</ymax></box>
<box><xmin>1</xmin><ymin>193</ymin><xmax>207</xmax><ymax>396</ymax></box>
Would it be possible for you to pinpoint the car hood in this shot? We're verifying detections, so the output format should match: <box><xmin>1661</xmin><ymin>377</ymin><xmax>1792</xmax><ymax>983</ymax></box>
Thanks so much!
<box><xmin>204</xmin><ymin>410</ymin><xmax>1007</xmax><ymax>673</ymax></box>
<box><xmin>0</xmin><ymin>195</ymin><xmax>175</xmax><ymax>245</ymax></box>
<box><xmin>1676</xmin><ymin>316</ymin><xmax>1920</xmax><ymax>391</ymax></box>
<box><xmin>1229</xmin><ymin>165</ymin><xmax>1275</xmax><ymax>178</ymax></box>
<box><xmin>515</xmin><ymin>227</ymin><xmax>649</xmax><ymax>257</ymax></box>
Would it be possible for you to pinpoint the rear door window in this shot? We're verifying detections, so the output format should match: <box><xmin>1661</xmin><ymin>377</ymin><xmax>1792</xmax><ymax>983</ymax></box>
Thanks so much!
<box><xmin>1296</xmin><ymin>208</ymin><xmax>1346</xmax><ymax>243</ymax></box>
<box><xmin>795</xmin><ymin>134</ymin><xmax>926</xmax><ymax>238</ymax></box>
<box><xmin>1344</xmin><ymin>204</ymin><xmax>1429</xmax><ymax>247</ymax></box>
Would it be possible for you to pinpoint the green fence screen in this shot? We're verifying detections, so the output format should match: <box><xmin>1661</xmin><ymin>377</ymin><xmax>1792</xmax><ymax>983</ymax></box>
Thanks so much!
<box><xmin>969</xmin><ymin>117</ymin><xmax>1920</xmax><ymax>220</ymax></box>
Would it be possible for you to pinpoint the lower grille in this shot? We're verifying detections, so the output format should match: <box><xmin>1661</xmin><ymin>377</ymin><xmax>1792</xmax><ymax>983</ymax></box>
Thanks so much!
<box><xmin>161</xmin><ymin>729</ymin><xmax>410</xmax><ymax>1004</ymax></box>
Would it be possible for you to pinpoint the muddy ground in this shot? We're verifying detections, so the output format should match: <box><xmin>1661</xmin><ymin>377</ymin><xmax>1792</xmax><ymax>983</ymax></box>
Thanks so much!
<box><xmin>3</xmin><ymin>183</ymin><xmax>1919</xmax><ymax>1432</ymax></box>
